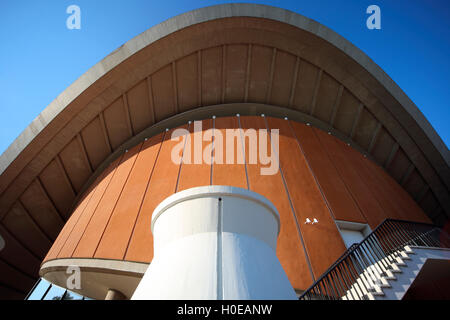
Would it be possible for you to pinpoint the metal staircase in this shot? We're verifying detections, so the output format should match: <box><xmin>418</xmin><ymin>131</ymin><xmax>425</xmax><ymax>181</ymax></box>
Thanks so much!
<box><xmin>299</xmin><ymin>219</ymin><xmax>450</xmax><ymax>300</ymax></box>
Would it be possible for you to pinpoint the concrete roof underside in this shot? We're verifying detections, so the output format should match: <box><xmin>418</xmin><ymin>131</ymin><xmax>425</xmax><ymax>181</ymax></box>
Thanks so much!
<box><xmin>0</xmin><ymin>3</ymin><xmax>448</xmax><ymax>298</ymax></box>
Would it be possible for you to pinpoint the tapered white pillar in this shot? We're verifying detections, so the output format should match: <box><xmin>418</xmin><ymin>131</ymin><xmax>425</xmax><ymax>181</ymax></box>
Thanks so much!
<box><xmin>131</xmin><ymin>186</ymin><xmax>297</xmax><ymax>300</ymax></box>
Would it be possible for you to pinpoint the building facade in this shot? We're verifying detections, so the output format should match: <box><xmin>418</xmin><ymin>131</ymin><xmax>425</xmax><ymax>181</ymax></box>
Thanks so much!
<box><xmin>0</xmin><ymin>4</ymin><xmax>449</xmax><ymax>300</ymax></box>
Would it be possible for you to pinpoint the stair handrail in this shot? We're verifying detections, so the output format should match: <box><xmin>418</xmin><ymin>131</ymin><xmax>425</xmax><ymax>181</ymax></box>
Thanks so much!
<box><xmin>298</xmin><ymin>218</ymin><xmax>449</xmax><ymax>300</ymax></box>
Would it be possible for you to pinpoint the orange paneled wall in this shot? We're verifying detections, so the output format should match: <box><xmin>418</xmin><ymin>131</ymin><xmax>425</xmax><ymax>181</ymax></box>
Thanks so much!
<box><xmin>42</xmin><ymin>116</ymin><xmax>431</xmax><ymax>291</ymax></box>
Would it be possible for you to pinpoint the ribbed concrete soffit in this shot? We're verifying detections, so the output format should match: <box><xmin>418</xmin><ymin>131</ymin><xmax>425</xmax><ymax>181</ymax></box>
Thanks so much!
<box><xmin>0</xmin><ymin>3</ymin><xmax>448</xmax><ymax>250</ymax></box>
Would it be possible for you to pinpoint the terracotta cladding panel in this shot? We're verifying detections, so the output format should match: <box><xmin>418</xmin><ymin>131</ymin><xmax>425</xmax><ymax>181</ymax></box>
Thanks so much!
<box><xmin>344</xmin><ymin>141</ymin><xmax>407</xmax><ymax>221</ymax></box>
<box><xmin>95</xmin><ymin>136</ymin><xmax>162</xmax><ymax>260</ymax></box>
<box><xmin>19</xmin><ymin>179</ymin><xmax>63</xmax><ymax>239</ymax></box>
<box><xmin>57</xmin><ymin>153</ymin><xmax>121</xmax><ymax>259</ymax></box>
<box><xmin>59</xmin><ymin>137</ymin><xmax>91</xmax><ymax>193</ymax></box>
<box><xmin>45</xmin><ymin>117</ymin><xmax>433</xmax><ymax>287</ymax></box>
<box><xmin>212</xmin><ymin>117</ymin><xmax>247</xmax><ymax>189</ymax></box>
<box><xmin>2</xmin><ymin>202</ymin><xmax>51</xmax><ymax>259</ymax></box>
<box><xmin>267</xmin><ymin>117</ymin><xmax>347</xmax><ymax>278</ymax></box>
<box><xmin>39</xmin><ymin>159</ymin><xmax>75</xmax><ymax>216</ymax></box>
<box><xmin>70</xmin><ymin>148</ymin><xmax>137</xmax><ymax>259</ymax></box>
<box><xmin>224</xmin><ymin>45</ymin><xmax>248</xmax><ymax>103</ymax></box>
<box><xmin>248</xmin><ymin>45</ymin><xmax>272</xmax><ymax>103</ymax></box>
<box><xmin>363</xmin><ymin>155</ymin><xmax>431</xmax><ymax>224</ymax></box>
<box><xmin>240</xmin><ymin>116</ymin><xmax>313</xmax><ymax>290</ymax></box>
<box><xmin>201</xmin><ymin>46</ymin><xmax>223</xmax><ymax>105</ymax></box>
<box><xmin>315</xmin><ymin>129</ymin><xmax>386</xmax><ymax>228</ymax></box>
<box><xmin>71</xmin><ymin>153</ymin><xmax>129</xmax><ymax>258</ymax></box>
<box><xmin>176</xmin><ymin>53</ymin><xmax>199</xmax><ymax>112</ymax></box>
<box><xmin>291</xmin><ymin>122</ymin><xmax>366</xmax><ymax>224</ymax></box>
<box><xmin>127</xmin><ymin>80</ymin><xmax>153</xmax><ymax>134</ymax></box>
<box><xmin>124</xmin><ymin>127</ymin><xmax>185</xmax><ymax>262</ymax></box>
<box><xmin>177</xmin><ymin>119</ymin><xmax>213</xmax><ymax>191</ymax></box>
<box><xmin>81</xmin><ymin>117</ymin><xmax>111</xmax><ymax>170</ymax></box>
<box><xmin>43</xmin><ymin>173</ymin><xmax>99</xmax><ymax>262</ymax></box>
<box><xmin>103</xmin><ymin>98</ymin><xmax>131</xmax><ymax>150</ymax></box>
<box><xmin>270</xmin><ymin>50</ymin><xmax>296</xmax><ymax>107</ymax></box>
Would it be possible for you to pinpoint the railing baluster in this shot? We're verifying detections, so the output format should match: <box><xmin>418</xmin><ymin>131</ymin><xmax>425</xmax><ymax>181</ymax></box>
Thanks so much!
<box><xmin>299</xmin><ymin>219</ymin><xmax>449</xmax><ymax>300</ymax></box>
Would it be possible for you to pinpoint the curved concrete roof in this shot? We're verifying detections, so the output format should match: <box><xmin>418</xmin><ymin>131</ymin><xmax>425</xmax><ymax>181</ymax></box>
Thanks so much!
<box><xmin>0</xmin><ymin>3</ymin><xmax>448</xmax><ymax>298</ymax></box>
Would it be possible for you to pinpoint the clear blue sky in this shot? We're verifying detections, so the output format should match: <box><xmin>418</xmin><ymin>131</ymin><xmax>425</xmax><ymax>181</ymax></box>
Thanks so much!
<box><xmin>0</xmin><ymin>0</ymin><xmax>449</xmax><ymax>156</ymax></box>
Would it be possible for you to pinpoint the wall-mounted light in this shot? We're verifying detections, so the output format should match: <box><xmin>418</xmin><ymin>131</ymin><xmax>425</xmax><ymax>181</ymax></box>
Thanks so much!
<box><xmin>305</xmin><ymin>218</ymin><xmax>319</xmax><ymax>225</ymax></box>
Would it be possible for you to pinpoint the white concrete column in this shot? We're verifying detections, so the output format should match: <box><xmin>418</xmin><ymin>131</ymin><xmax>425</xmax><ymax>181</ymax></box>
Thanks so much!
<box><xmin>131</xmin><ymin>185</ymin><xmax>297</xmax><ymax>300</ymax></box>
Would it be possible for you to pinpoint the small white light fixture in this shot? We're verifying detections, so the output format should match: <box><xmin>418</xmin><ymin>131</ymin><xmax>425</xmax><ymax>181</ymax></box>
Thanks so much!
<box><xmin>312</xmin><ymin>218</ymin><xmax>319</xmax><ymax>224</ymax></box>
<box><xmin>261</xmin><ymin>113</ymin><xmax>265</xmax><ymax>117</ymax></box>
<box><xmin>212</xmin><ymin>115</ymin><xmax>216</xmax><ymax>119</ymax></box>
<box><xmin>165</xmin><ymin>128</ymin><xmax>169</xmax><ymax>132</ymax></box>
<box><xmin>284</xmin><ymin>117</ymin><xmax>288</xmax><ymax>120</ymax></box>
<box><xmin>305</xmin><ymin>218</ymin><xmax>311</xmax><ymax>224</ymax></box>
<box><xmin>306</xmin><ymin>123</ymin><xmax>310</xmax><ymax>126</ymax></box>
<box><xmin>236</xmin><ymin>113</ymin><xmax>240</xmax><ymax>117</ymax></box>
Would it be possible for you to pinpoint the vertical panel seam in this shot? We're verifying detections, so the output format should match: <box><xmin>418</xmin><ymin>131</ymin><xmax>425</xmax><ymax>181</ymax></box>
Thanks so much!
<box><xmin>92</xmin><ymin>143</ymin><xmax>144</xmax><ymax>258</ymax></box>
<box><xmin>210</xmin><ymin>117</ymin><xmax>216</xmax><ymax>185</ymax></box>
<box><xmin>288</xmin><ymin>120</ymin><xmax>348</xmax><ymax>272</ymax></box>
<box><xmin>70</xmin><ymin>154</ymin><xmax>126</xmax><ymax>258</ymax></box>
<box><xmin>175</xmin><ymin>123</ymin><xmax>190</xmax><ymax>193</ymax></box>
<box><xmin>237</xmin><ymin>116</ymin><xmax>250</xmax><ymax>190</ymax></box>
<box><xmin>54</xmin><ymin>183</ymin><xmax>97</xmax><ymax>259</ymax></box>
<box><xmin>123</xmin><ymin>132</ymin><xmax>166</xmax><ymax>260</ymax></box>
<box><xmin>263</xmin><ymin>117</ymin><xmax>315</xmax><ymax>283</ymax></box>
<box><xmin>339</xmin><ymin>139</ymin><xmax>391</xmax><ymax>220</ymax></box>
<box><xmin>288</xmin><ymin>121</ymin><xmax>339</xmax><ymax>222</ymax></box>
<box><xmin>312</xmin><ymin>128</ymin><xmax>368</xmax><ymax>224</ymax></box>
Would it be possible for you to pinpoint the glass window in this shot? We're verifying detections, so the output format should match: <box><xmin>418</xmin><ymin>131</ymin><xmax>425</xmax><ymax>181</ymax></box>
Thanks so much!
<box><xmin>43</xmin><ymin>284</ymin><xmax>66</xmax><ymax>300</ymax></box>
<box><xmin>26</xmin><ymin>278</ymin><xmax>94</xmax><ymax>300</ymax></box>
<box><xmin>26</xmin><ymin>279</ymin><xmax>51</xmax><ymax>300</ymax></box>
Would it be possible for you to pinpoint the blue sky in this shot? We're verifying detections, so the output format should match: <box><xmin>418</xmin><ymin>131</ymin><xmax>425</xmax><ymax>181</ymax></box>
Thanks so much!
<box><xmin>0</xmin><ymin>0</ymin><xmax>449</xmax><ymax>156</ymax></box>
